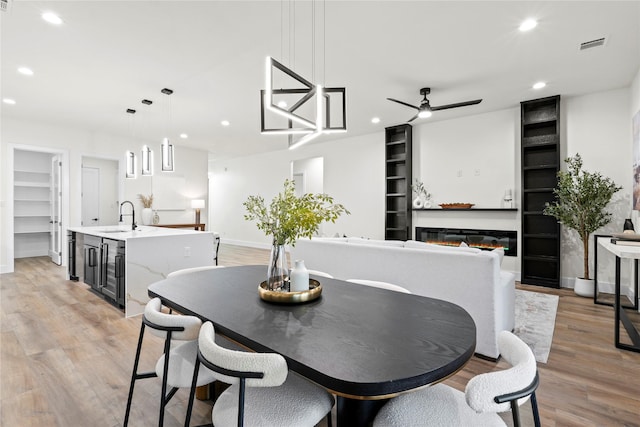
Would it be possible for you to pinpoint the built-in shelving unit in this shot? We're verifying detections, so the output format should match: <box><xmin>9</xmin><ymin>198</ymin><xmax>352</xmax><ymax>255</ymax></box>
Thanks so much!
<box><xmin>385</xmin><ymin>124</ymin><xmax>412</xmax><ymax>240</ymax></box>
<box><xmin>14</xmin><ymin>151</ymin><xmax>53</xmax><ymax>258</ymax></box>
<box><xmin>520</xmin><ymin>95</ymin><xmax>561</xmax><ymax>288</ymax></box>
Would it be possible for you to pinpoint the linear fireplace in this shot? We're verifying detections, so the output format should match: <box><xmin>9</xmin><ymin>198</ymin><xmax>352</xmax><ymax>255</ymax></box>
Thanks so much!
<box><xmin>415</xmin><ymin>227</ymin><xmax>517</xmax><ymax>257</ymax></box>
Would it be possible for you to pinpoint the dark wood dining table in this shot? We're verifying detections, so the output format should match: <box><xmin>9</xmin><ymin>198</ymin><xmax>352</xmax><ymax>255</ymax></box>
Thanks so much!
<box><xmin>148</xmin><ymin>265</ymin><xmax>476</xmax><ymax>426</ymax></box>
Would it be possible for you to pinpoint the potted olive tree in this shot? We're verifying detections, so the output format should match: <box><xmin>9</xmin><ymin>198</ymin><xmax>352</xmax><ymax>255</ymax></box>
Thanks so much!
<box><xmin>543</xmin><ymin>153</ymin><xmax>622</xmax><ymax>297</ymax></box>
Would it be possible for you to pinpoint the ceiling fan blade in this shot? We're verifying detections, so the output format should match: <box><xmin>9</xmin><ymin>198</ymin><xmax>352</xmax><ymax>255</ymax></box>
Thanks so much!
<box><xmin>387</xmin><ymin>98</ymin><xmax>420</xmax><ymax>111</ymax></box>
<box><xmin>407</xmin><ymin>113</ymin><xmax>420</xmax><ymax>123</ymax></box>
<box><xmin>430</xmin><ymin>99</ymin><xmax>482</xmax><ymax>111</ymax></box>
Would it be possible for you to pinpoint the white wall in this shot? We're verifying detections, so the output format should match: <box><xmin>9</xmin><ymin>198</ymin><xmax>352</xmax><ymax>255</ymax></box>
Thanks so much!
<box><xmin>210</xmin><ymin>133</ymin><xmax>384</xmax><ymax>248</ymax></box>
<box><xmin>562</xmin><ymin>88</ymin><xmax>632</xmax><ymax>286</ymax></box>
<box><xmin>1</xmin><ymin>117</ymin><xmax>209</xmax><ymax>273</ymax></box>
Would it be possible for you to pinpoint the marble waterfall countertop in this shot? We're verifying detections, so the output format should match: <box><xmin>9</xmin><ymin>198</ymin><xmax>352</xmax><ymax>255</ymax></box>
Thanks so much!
<box><xmin>67</xmin><ymin>225</ymin><xmax>204</xmax><ymax>240</ymax></box>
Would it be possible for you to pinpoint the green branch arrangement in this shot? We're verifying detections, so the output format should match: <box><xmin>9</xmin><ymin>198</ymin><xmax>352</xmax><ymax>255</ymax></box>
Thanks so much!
<box><xmin>543</xmin><ymin>153</ymin><xmax>621</xmax><ymax>280</ymax></box>
<box><xmin>411</xmin><ymin>179</ymin><xmax>431</xmax><ymax>200</ymax></box>
<box><xmin>243</xmin><ymin>180</ymin><xmax>350</xmax><ymax>246</ymax></box>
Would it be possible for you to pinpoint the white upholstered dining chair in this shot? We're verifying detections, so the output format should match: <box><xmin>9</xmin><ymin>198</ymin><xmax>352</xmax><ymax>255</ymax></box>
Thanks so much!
<box><xmin>346</xmin><ymin>278</ymin><xmax>411</xmax><ymax>294</ymax></box>
<box><xmin>167</xmin><ymin>265</ymin><xmax>225</xmax><ymax>278</ymax></box>
<box><xmin>373</xmin><ymin>330</ymin><xmax>540</xmax><ymax>427</ymax></box>
<box><xmin>185</xmin><ymin>321</ymin><xmax>335</xmax><ymax>427</ymax></box>
<box><xmin>124</xmin><ymin>298</ymin><xmax>219</xmax><ymax>427</ymax></box>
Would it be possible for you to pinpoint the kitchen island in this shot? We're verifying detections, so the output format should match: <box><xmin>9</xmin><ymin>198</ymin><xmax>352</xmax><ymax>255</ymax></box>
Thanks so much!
<box><xmin>67</xmin><ymin>225</ymin><xmax>214</xmax><ymax>317</ymax></box>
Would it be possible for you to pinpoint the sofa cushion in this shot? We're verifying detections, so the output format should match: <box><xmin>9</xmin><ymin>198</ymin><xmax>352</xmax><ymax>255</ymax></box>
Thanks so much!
<box><xmin>492</xmin><ymin>248</ymin><xmax>505</xmax><ymax>266</ymax></box>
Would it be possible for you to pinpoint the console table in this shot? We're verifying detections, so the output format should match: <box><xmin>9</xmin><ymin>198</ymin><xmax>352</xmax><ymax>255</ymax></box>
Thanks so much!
<box><xmin>151</xmin><ymin>223</ymin><xmax>205</xmax><ymax>231</ymax></box>
<box><xmin>598</xmin><ymin>239</ymin><xmax>640</xmax><ymax>353</ymax></box>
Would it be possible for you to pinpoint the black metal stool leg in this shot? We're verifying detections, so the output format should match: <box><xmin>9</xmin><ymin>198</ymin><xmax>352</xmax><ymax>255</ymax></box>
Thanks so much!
<box><xmin>124</xmin><ymin>322</ymin><xmax>146</xmax><ymax>427</ymax></box>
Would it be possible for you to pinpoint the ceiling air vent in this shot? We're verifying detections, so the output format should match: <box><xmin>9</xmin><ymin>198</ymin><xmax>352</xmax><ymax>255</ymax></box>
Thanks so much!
<box><xmin>579</xmin><ymin>37</ymin><xmax>606</xmax><ymax>51</ymax></box>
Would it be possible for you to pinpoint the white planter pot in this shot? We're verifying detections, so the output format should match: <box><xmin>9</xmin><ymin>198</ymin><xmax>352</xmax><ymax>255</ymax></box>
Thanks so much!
<box><xmin>141</xmin><ymin>208</ymin><xmax>153</xmax><ymax>225</ymax></box>
<box><xmin>574</xmin><ymin>277</ymin><xmax>594</xmax><ymax>298</ymax></box>
<box><xmin>412</xmin><ymin>197</ymin><xmax>424</xmax><ymax>209</ymax></box>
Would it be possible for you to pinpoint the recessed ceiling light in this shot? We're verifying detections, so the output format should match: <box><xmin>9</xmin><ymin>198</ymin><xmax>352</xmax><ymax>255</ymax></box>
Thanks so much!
<box><xmin>519</xmin><ymin>19</ymin><xmax>537</xmax><ymax>32</ymax></box>
<box><xmin>42</xmin><ymin>12</ymin><xmax>63</xmax><ymax>25</ymax></box>
<box><xmin>371</xmin><ymin>117</ymin><xmax>380</xmax><ymax>124</ymax></box>
<box><xmin>532</xmin><ymin>81</ymin><xmax>546</xmax><ymax>90</ymax></box>
<box><xmin>3</xmin><ymin>98</ymin><xmax>16</xmax><ymax>105</ymax></box>
<box><xmin>180</xmin><ymin>133</ymin><xmax>188</xmax><ymax>139</ymax></box>
<box><xmin>221</xmin><ymin>120</ymin><xmax>230</xmax><ymax>126</ymax></box>
<box><xmin>18</xmin><ymin>67</ymin><xmax>34</xmax><ymax>76</ymax></box>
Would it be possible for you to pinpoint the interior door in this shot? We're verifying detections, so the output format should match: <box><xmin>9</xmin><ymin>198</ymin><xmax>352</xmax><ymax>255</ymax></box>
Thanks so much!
<box><xmin>82</xmin><ymin>167</ymin><xmax>101</xmax><ymax>226</ymax></box>
<box><xmin>49</xmin><ymin>154</ymin><xmax>62</xmax><ymax>265</ymax></box>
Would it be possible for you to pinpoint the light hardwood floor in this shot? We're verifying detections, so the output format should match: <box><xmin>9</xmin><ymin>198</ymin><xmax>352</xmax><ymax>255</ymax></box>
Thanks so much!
<box><xmin>1</xmin><ymin>245</ymin><xmax>639</xmax><ymax>426</ymax></box>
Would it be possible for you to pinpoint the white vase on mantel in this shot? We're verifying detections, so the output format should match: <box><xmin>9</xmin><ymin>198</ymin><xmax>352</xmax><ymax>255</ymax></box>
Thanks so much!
<box><xmin>141</xmin><ymin>208</ymin><xmax>153</xmax><ymax>226</ymax></box>
<box><xmin>412</xmin><ymin>196</ymin><xmax>424</xmax><ymax>209</ymax></box>
<box><xmin>574</xmin><ymin>277</ymin><xmax>594</xmax><ymax>298</ymax></box>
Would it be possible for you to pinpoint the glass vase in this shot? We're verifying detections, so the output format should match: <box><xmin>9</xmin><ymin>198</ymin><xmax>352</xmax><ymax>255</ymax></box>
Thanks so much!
<box><xmin>267</xmin><ymin>244</ymin><xmax>288</xmax><ymax>291</ymax></box>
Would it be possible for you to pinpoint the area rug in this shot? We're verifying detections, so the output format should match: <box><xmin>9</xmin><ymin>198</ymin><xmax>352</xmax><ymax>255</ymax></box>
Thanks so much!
<box><xmin>513</xmin><ymin>289</ymin><xmax>559</xmax><ymax>363</ymax></box>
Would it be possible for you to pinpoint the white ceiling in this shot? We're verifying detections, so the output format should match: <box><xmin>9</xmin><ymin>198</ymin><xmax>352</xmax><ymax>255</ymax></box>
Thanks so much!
<box><xmin>2</xmin><ymin>1</ymin><xmax>639</xmax><ymax>159</ymax></box>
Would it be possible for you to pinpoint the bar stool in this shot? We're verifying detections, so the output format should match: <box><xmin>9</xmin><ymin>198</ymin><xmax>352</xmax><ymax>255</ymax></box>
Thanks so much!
<box><xmin>123</xmin><ymin>298</ymin><xmax>219</xmax><ymax>427</ymax></box>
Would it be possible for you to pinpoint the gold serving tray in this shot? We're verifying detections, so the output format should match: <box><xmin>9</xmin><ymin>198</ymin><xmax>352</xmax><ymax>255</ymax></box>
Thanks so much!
<box><xmin>258</xmin><ymin>279</ymin><xmax>322</xmax><ymax>304</ymax></box>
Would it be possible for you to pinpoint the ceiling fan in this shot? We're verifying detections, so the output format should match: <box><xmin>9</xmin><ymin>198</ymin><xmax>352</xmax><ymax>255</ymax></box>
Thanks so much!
<box><xmin>387</xmin><ymin>88</ymin><xmax>482</xmax><ymax>122</ymax></box>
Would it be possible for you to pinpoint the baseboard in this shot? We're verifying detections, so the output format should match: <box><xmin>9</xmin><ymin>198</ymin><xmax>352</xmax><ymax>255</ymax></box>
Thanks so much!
<box><xmin>561</xmin><ymin>277</ymin><xmax>634</xmax><ymax>300</ymax></box>
<box><xmin>0</xmin><ymin>264</ymin><xmax>13</xmax><ymax>274</ymax></box>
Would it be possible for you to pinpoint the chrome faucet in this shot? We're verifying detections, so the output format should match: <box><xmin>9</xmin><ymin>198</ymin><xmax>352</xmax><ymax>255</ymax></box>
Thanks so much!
<box><xmin>119</xmin><ymin>201</ymin><xmax>137</xmax><ymax>230</ymax></box>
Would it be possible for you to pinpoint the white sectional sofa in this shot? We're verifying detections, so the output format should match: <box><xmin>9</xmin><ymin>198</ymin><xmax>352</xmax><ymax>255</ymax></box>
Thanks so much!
<box><xmin>289</xmin><ymin>237</ymin><xmax>515</xmax><ymax>359</ymax></box>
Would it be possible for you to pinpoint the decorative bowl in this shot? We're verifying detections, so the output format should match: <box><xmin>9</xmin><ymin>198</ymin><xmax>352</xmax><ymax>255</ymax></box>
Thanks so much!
<box><xmin>439</xmin><ymin>203</ymin><xmax>475</xmax><ymax>209</ymax></box>
<box><xmin>258</xmin><ymin>279</ymin><xmax>322</xmax><ymax>304</ymax></box>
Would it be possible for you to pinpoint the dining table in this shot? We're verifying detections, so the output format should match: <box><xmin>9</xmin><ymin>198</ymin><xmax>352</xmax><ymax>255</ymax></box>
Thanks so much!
<box><xmin>148</xmin><ymin>264</ymin><xmax>477</xmax><ymax>426</ymax></box>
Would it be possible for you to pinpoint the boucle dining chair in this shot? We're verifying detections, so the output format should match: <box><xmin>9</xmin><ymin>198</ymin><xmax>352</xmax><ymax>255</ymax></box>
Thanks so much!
<box><xmin>373</xmin><ymin>330</ymin><xmax>540</xmax><ymax>427</ymax></box>
<box><xmin>167</xmin><ymin>265</ymin><xmax>225</xmax><ymax>278</ymax></box>
<box><xmin>346</xmin><ymin>278</ymin><xmax>411</xmax><ymax>294</ymax></box>
<box><xmin>185</xmin><ymin>321</ymin><xmax>335</xmax><ymax>427</ymax></box>
<box><xmin>123</xmin><ymin>298</ymin><xmax>219</xmax><ymax>427</ymax></box>
<box><xmin>307</xmin><ymin>269</ymin><xmax>334</xmax><ymax>278</ymax></box>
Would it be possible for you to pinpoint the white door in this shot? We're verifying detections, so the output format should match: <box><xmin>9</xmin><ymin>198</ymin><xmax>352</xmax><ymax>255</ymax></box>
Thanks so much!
<box><xmin>82</xmin><ymin>167</ymin><xmax>101</xmax><ymax>226</ymax></box>
<box><xmin>49</xmin><ymin>155</ymin><xmax>62</xmax><ymax>265</ymax></box>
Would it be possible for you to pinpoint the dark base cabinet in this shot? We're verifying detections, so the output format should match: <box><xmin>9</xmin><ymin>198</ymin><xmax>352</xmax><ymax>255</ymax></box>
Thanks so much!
<box><xmin>76</xmin><ymin>232</ymin><xmax>125</xmax><ymax>309</ymax></box>
<box><xmin>520</xmin><ymin>95</ymin><xmax>561</xmax><ymax>287</ymax></box>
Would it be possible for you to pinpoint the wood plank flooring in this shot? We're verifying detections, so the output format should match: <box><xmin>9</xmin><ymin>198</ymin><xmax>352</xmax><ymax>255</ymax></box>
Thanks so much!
<box><xmin>1</xmin><ymin>245</ymin><xmax>639</xmax><ymax>426</ymax></box>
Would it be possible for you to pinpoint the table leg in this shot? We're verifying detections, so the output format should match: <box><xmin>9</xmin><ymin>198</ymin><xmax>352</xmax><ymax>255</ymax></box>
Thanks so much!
<box><xmin>336</xmin><ymin>397</ymin><xmax>388</xmax><ymax>427</ymax></box>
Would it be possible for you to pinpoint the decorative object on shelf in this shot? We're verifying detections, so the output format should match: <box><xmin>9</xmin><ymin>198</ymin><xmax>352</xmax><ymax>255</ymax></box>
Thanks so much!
<box><xmin>138</xmin><ymin>194</ymin><xmax>154</xmax><ymax>225</ymax></box>
<box><xmin>244</xmin><ymin>179</ymin><xmax>349</xmax><ymax>291</ymax></box>
<box><xmin>258</xmin><ymin>279</ymin><xmax>322</xmax><ymax>304</ymax></box>
<box><xmin>412</xmin><ymin>196</ymin><xmax>424</xmax><ymax>209</ymax></box>
<box><xmin>543</xmin><ymin>153</ymin><xmax>621</xmax><ymax>296</ymax></box>
<box><xmin>623</xmin><ymin>218</ymin><xmax>635</xmax><ymax>234</ymax></box>
<box><xmin>411</xmin><ymin>179</ymin><xmax>431</xmax><ymax>208</ymax></box>
<box><xmin>191</xmin><ymin>199</ymin><xmax>205</xmax><ymax>224</ymax></box>
<box><xmin>439</xmin><ymin>203</ymin><xmax>475</xmax><ymax>209</ymax></box>
<box><xmin>290</xmin><ymin>260</ymin><xmax>310</xmax><ymax>292</ymax></box>
<box><xmin>152</xmin><ymin>210</ymin><xmax>160</xmax><ymax>225</ymax></box>
<box><xmin>160</xmin><ymin>88</ymin><xmax>175</xmax><ymax>172</ymax></box>
<box><xmin>503</xmin><ymin>189</ymin><xmax>513</xmax><ymax>209</ymax></box>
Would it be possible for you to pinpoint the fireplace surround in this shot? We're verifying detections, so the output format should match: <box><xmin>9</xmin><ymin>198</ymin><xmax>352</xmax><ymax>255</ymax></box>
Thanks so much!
<box><xmin>415</xmin><ymin>227</ymin><xmax>517</xmax><ymax>257</ymax></box>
